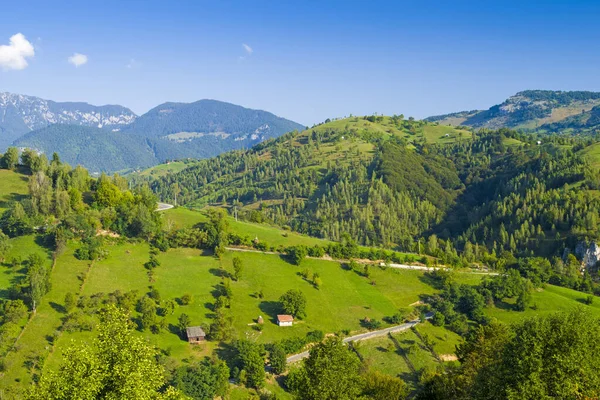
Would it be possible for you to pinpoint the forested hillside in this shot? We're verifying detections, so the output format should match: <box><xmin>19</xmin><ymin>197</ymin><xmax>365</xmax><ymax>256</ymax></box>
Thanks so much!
<box><xmin>149</xmin><ymin>117</ymin><xmax>600</xmax><ymax>261</ymax></box>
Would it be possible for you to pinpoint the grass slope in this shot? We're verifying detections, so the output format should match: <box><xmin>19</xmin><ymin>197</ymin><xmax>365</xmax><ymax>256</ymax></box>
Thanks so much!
<box><xmin>0</xmin><ymin>168</ymin><xmax>28</xmax><ymax>214</ymax></box>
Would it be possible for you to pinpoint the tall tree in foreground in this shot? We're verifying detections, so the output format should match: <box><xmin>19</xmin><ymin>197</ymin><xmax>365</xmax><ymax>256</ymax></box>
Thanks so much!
<box><xmin>287</xmin><ymin>337</ymin><xmax>363</xmax><ymax>400</ymax></box>
<box><xmin>418</xmin><ymin>308</ymin><xmax>600</xmax><ymax>399</ymax></box>
<box><xmin>27</xmin><ymin>305</ymin><xmax>183</xmax><ymax>400</ymax></box>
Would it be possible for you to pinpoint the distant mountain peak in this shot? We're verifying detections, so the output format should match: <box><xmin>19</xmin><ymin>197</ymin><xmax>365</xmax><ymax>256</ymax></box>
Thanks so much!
<box><xmin>426</xmin><ymin>89</ymin><xmax>600</xmax><ymax>130</ymax></box>
<box><xmin>0</xmin><ymin>92</ymin><xmax>137</xmax><ymax>149</ymax></box>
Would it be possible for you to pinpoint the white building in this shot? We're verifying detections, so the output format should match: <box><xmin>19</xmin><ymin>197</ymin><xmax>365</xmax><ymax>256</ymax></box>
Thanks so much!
<box><xmin>277</xmin><ymin>314</ymin><xmax>294</xmax><ymax>327</ymax></box>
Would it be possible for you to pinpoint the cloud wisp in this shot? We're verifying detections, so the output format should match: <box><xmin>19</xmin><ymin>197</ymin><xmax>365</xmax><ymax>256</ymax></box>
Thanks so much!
<box><xmin>68</xmin><ymin>53</ymin><xmax>88</xmax><ymax>67</ymax></box>
<box><xmin>242</xmin><ymin>43</ymin><xmax>253</xmax><ymax>55</ymax></box>
<box><xmin>0</xmin><ymin>33</ymin><xmax>35</xmax><ymax>71</ymax></box>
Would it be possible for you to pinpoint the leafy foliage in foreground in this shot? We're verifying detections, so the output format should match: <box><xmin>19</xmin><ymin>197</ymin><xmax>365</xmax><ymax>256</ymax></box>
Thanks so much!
<box><xmin>27</xmin><ymin>305</ymin><xmax>182</xmax><ymax>400</ymax></box>
<box><xmin>418</xmin><ymin>308</ymin><xmax>600</xmax><ymax>399</ymax></box>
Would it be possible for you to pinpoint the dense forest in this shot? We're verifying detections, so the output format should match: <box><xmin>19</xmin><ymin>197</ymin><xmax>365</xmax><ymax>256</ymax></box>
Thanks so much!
<box><xmin>148</xmin><ymin>119</ymin><xmax>600</xmax><ymax>253</ymax></box>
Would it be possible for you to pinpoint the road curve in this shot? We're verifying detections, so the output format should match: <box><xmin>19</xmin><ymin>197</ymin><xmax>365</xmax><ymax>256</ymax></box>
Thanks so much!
<box><xmin>286</xmin><ymin>319</ymin><xmax>421</xmax><ymax>363</ymax></box>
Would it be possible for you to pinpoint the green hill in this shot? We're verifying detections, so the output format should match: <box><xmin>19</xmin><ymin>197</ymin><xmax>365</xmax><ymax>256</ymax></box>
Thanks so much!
<box><xmin>149</xmin><ymin>117</ymin><xmax>600</xmax><ymax>262</ymax></box>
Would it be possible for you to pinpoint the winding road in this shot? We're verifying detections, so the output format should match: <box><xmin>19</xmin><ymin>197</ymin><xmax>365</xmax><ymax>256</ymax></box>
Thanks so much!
<box><xmin>287</xmin><ymin>315</ymin><xmax>431</xmax><ymax>363</ymax></box>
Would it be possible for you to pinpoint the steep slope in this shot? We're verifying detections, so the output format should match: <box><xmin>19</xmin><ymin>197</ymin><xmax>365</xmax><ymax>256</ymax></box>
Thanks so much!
<box><xmin>0</xmin><ymin>92</ymin><xmax>136</xmax><ymax>149</ymax></box>
<box><xmin>427</xmin><ymin>90</ymin><xmax>600</xmax><ymax>131</ymax></box>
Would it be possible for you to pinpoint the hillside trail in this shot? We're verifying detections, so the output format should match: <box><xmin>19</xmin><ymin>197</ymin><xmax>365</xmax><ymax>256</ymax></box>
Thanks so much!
<box><xmin>225</xmin><ymin>246</ymin><xmax>498</xmax><ymax>275</ymax></box>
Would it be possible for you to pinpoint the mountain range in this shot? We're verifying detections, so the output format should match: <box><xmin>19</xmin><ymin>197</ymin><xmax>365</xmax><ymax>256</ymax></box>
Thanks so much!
<box><xmin>4</xmin><ymin>89</ymin><xmax>600</xmax><ymax>173</ymax></box>
<box><xmin>0</xmin><ymin>92</ymin><xmax>136</xmax><ymax>149</ymax></box>
<box><xmin>426</xmin><ymin>90</ymin><xmax>600</xmax><ymax>133</ymax></box>
<box><xmin>1</xmin><ymin>92</ymin><xmax>304</xmax><ymax>172</ymax></box>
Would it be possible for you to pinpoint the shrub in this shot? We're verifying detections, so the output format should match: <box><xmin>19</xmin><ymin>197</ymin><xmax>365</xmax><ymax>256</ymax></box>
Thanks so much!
<box><xmin>180</xmin><ymin>294</ymin><xmax>193</xmax><ymax>305</ymax></box>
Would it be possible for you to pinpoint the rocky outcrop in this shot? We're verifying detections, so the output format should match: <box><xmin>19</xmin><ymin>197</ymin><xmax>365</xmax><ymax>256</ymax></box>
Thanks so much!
<box><xmin>575</xmin><ymin>241</ymin><xmax>600</xmax><ymax>269</ymax></box>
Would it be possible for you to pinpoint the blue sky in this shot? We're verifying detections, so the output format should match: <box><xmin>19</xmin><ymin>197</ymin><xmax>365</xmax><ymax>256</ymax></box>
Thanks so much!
<box><xmin>1</xmin><ymin>0</ymin><xmax>599</xmax><ymax>125</ymax></box>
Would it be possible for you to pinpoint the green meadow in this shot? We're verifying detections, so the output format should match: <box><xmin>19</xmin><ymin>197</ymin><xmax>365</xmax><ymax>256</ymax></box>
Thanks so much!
<box><xmin>0</xmin><ymin>168</ymin><xmax>28</xmax><ymax>214</ymax></box>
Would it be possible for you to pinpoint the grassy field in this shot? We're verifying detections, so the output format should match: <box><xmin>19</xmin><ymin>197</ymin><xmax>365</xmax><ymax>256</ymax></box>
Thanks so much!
<box><xmin>357</xmin><ymin>327</ymin><xmax>442</xmax><ymax>392</ymax></box>
<box><xmin>133</xmin><ymin>161</ymin><xmax>195</xmax><ymax>178</ymax></box>
<box><xmin>163</xmin><ymin>207</ymin><xmax>330</xmax><ymax>248</ymax></box>
<box><xmin>28</xmin><ymin>242</ymin><xmax>471</xmax><ymax>392</ymax></box>
<box><xmin>0</xmin><ymin>237</ymin><xmax>71</xmax><ymax>392</ymax></box>
<box><xmin>0</xmin><ymin>168</ymin><xmax>28</xmax><ymax>214</ymax></box>
<box><xmin>581</xmin><ymin>142</ymin><xmax>600</xmax><ymax>170</ymax></box>
<box><xmin>486</xmin><ymin>284</ymin><xmax>600</xmax><ymax>324</ymax></box>
<box><xmin>162</xmin><ymin>207</ymin><xmax>424</xmax><ymax>265</ymax></box>
<box><xmin>4</xmin><ymin>234</ymin><xmax>600</xmax><ymax>396</ymax></box>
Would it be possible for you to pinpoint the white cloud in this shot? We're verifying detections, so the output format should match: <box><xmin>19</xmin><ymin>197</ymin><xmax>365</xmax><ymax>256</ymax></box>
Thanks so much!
<box><xmin>68</xmin><ymin>53</ymin><xmax>88</xmax><ymax>67</ymax></box>
<box><xmin>242</xmin><ymin>43</ymin><xmax>253</xmax><ymax>55</ymax></box>
<box><xmin>126</xmin><ymin>58</ymin><xmax>140</xmax><ymax>69</ymax></box>
<box><xmin>0</xmin><ymin>33</ymin><xmax>35</xmax><ymax>71</ymax></box>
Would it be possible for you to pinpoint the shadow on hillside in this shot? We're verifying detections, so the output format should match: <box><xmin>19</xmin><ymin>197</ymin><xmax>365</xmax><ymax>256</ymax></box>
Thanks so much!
<box><xmin>211</xmin><ymin>283</ymin><xmax>227</xmax><ymax>299</ymax></box>
<box><xmin>418</xmin><ymin>273</ymin><xmax>446</xmax><ymax>290</ymax></box>
<box><xmin>494</xmin><ymin>300</ymin><xmax>518</xmax><ymax>311</ymax></box>
<box><xmin>168</xmin><ymin>323</ymin><xmax>185</xmax><ymax>340</ymax></box>
<box><xmin>215</xmin><ymin>343</ymin><xmax>237</xmax><ymax>371</ymax></box>
<box><xmin>209</xmin><ymin>268</ymin><xmax>231</xmax><ymax>279</ymax></box>
<box><xmin>49</xmin><ymin>301</ymin><xmax>66</xmax><ymax>314</ymax></box>
<box><xmin>0</xmin><ymin>192</ymin><xmax>27</xmax><ymax>210</ymax></box>
<box><xmin>258</xmin><ymin>301</ymin><xmax>281</xmax><ymax>324</ymax></box>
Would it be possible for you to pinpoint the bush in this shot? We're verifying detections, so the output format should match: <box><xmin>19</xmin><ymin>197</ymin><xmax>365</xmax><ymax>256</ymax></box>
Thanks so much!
<box><xmin>361</xmin><ymin>318</ymin><xmax>382</xmax><ymax>330</ymax></box>
<box><xmin>180</xmin><ymin>294</ymin><xmax>193</xmax><ymax>305</ymax></box>
<box><xmin>432</xmin><ymin>311</ymin><xmax>445</xmax><ymax>327</ymax></box>
<box><xmin>306</xmin><ymin>330</ymin><xmax>325</xmax><ymax>343</ymax></box>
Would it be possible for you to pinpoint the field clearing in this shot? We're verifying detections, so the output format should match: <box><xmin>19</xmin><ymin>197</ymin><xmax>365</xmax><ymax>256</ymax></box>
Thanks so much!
<box><xmin>581</xmin><ymin>142</ymin><xmax>600</xmax><ymax>169</ymax></box>
<box><xmin>0</xmin><ymin>243</ymin><xmax>86</xmax><ymax>392</ymax></box>
<box><xmin>0</xmin><ymin>235</ymin><xmax>51</xmax><ymax>297</ymax></box>
<box><xmin>37</xmin><ymin>243</ymin><xmax>474</xmax><ymax>388</ymax></box>
<box><xmin>486</xmin><ymin>284</ymin><xmax>600</xmax><ymax>324</ymax></box>
<box><xmin>414</xmin><ymin>322</ymin><xmax>462</xmax><ymax>356</ymax></box>
<box><xmin>0</xmin><ymin>169</ymin><xmax>28</xmax><ymax>214</ymax></box>
<box><xmin>131</xmin><ymin>160</ymin><xmax>196</xmax><ymax>178</ymax></box>
<box><xmin>421</xmin><ymin>124</ymin><xmax>471</xmax><ymax>144</ymax></box>
<box><xmin>164</xmin><ymin>207</ymin><xmax>329</xmax><ymax>248</ymax></box>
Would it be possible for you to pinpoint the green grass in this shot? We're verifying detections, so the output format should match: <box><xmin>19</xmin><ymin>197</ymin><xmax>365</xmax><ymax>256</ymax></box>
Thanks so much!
<box><xmin>581</xmin><ymin>142</ymin><xmax>600</xmax><ymax>170</ymax></box>
<box><xmin>357</xmin><ymin>328</ymin><xmax>441</xmax><ymax>393</ymax></box>
<box><xmin>0</xmin><ymin>168</ymin><xmax>28</xmax><ymax>214</ymax></box>
<box><xmin>393</xmin><ymin>330</ymin><xmax>438</xmax><ymax>374</ymax></box>
<box><xmin>0</xmin><ymin>241</ymin><xmax>83</xmax><ymax>391</ymax></box>
<box><xmin>0</xmin><ymin>235</ymin><xmax>51</xmax><ymax>298</ymax></box>
<box><xmin>8</xmin><ymin>234</ymin><xmax>600</xmax><ymax>396</ymax></box>
<box><xmin>134</xmin><ymin>161</ymin><xmax>194</xmax><ymax>178</ymax></box>
<box><xmin>163</xmin><ymin>207</ymin><xmax>422</xmax><ymax>264</ymax></box>
<box><xmin>487</xmin><ymin>284</ymin><xmax>600</xmax><ymax>324</ymax></box>
<box><xmin>413</xmin><ymin>322</ymin><xmax>462</xmax><ymax>356</ymax></box>
<box><xmin>38</xmin><ymin>243</ymin><xmax>456</xmax><ymax>384</ymax></box>
<box><xmin>421</xmin><ymin>124</ymin><xmax>471</xmax><ymax>144</ymax></box>
<box><xmin>358</xmin><ymin>336</ymin><xmax>412</xmax><ymax>377</ymax></box>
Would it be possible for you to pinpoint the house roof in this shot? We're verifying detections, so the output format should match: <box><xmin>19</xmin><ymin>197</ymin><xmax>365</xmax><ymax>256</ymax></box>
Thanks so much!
<box><xmin>277</xmin><ymin>314</ymin><xmax>294</xmax><ymax>323</ymax></box>
<box><xmin>186</xmin><ymin>326</ymin><xmax>205</xmax><ymax>337</ymax></box>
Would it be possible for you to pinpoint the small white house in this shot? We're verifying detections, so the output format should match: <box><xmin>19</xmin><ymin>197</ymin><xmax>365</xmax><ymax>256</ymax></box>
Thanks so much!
<box><xmin>277</xmin><ymin>314</ymin><xmax>294</xmax><ymax>327</ymax></box>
